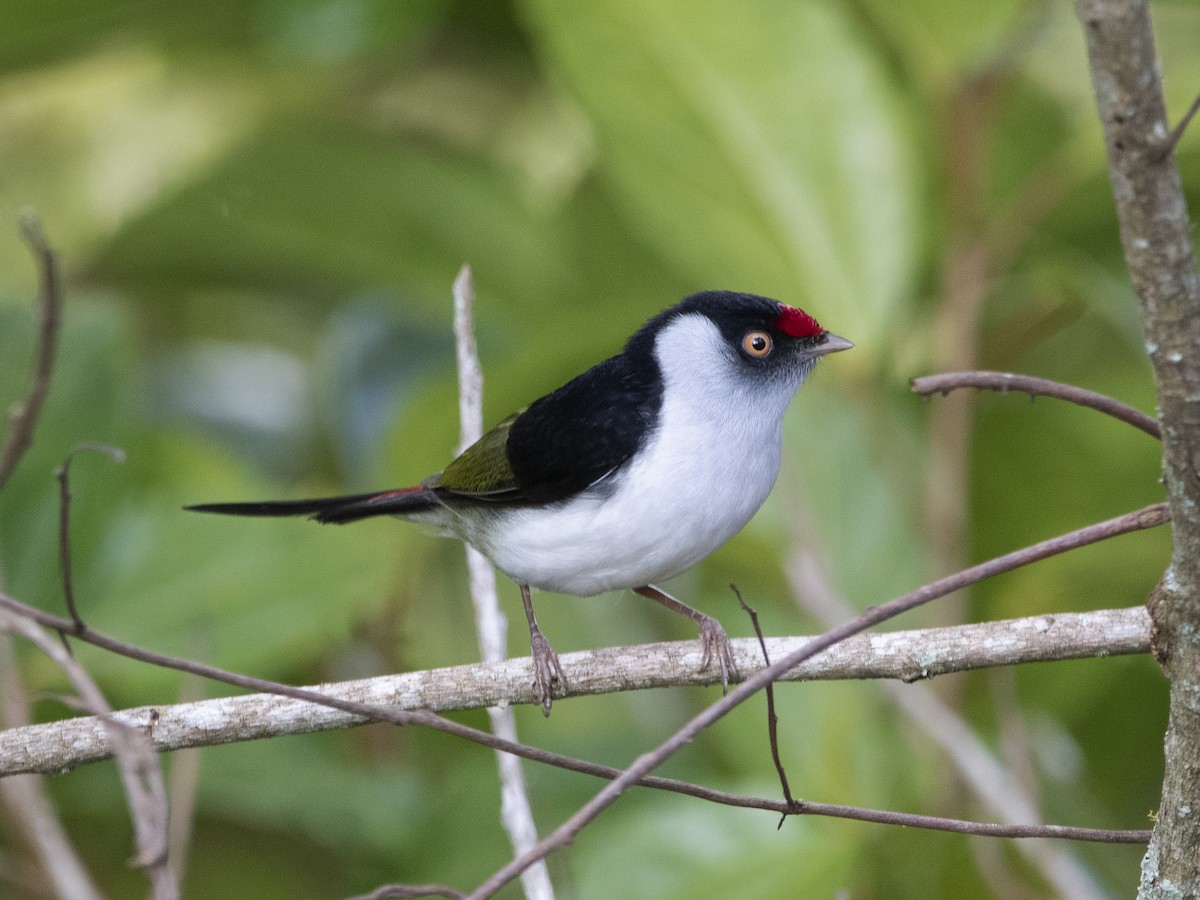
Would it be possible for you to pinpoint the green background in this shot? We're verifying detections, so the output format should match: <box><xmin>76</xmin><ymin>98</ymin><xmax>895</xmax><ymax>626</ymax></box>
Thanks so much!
<box><xmin>0</xmin><ymin>1</ymin><xmax>1193</xmax><ymax>896</ymax></box>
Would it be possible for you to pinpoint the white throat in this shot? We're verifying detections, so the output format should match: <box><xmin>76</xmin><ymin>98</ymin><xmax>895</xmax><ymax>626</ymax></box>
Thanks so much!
<box><xmin>652</xmin><ymin>312</ymin><xmax>804</xmax><ymax>446</ymax></box>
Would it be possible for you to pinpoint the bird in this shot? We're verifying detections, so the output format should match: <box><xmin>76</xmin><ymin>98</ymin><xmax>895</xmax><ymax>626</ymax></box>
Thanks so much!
<box><xmin>188</xmin><ymin>290</ymin><xmax>852</xmax><ymax>714</ymax></box>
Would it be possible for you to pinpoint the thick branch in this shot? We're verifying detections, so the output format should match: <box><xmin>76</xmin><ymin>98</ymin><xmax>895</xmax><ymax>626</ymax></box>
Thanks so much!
<box><xmin>0</xmin><ymin>607</ymin><xmax>1150</xmax><ymax>779</ymax></box>
<box><xmin>1075</xmin><ymin>5</ymin><xmax>1200</xmax><ymax>586</ymax></box>
<box><xmin>1076</xmin><ymin>1</ymin><xmax>1200</xmax><ymax>894</ymax></box>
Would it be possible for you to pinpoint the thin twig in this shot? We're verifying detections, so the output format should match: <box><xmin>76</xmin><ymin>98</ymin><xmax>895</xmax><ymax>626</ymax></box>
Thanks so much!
<box><xmin>785</xmin><ymin>800</ymin><xmax>1147</xmax><ymax>842</ymax></box>
<box><xmin>1153</xmin><ymin>91</ymin><xmax>1200</xmax><ymax>162</ymax></box>
<box><xmin>0</xmin><ymin>635</ymin><xmax>102</xmax><ymax>900</ymax></box>
<box><xmin>165</xmin><ymin>673</ymin><xmax>205</xmax><ymax>889</ymax></box>
<box><xmin>732</xmin><ymin>585</ymin><xmax>794</xmax><ymax>822</ymax></box>
<box><xmin>787</xmin><ymin>533</ymin><xmax>1109</xmax><ymax>898</ymax></box>
<box><xmin>47</xmin><ymin>443</ymin><xmax>172</xmax><ymax>896</ymax></box>
<box><xmin>466</xmin><ymin>502</ymin><xmax>1167</xmax><ymax>898</ymax></box>
<box><xmin>0</xmin><ymin>219</ymin><xmax>96</xmax><ymax>895</ymax></box>
<box><xmin>911</xmin><ymin>370</ymin><xmax>1161</xmax><ymax>439</ymax></box>
<box><xmin>348</xmin><ymin>884</ymin><xmax>466</xmax><ymax>900</ymax></box>
<box><xmin>0</xmin><ymin>212</ymin><xmax>63</xmax><ymax>493</ymax></box>
<box><xmin>55</xmin><ymin>444</ymin><xmax>125</xmax><ymax>632</ymax></box>
<box><xmin>451</xmin><ymin>263</ymin><xmax>555</xmax><ymax>900</ymax></box>
<box><xmin>453</xmin><ymin>265</ymin><xmax>485</xmax><ymax>455</ymax></box>
<box><xmin>0</xmin><ymin>611</ymin><xmax>176</xmax><ymax>898</ymax></box>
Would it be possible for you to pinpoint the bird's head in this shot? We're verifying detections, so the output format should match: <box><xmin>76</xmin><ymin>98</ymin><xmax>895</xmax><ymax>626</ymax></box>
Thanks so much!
<box><xmin>628</xmin><ymin>291</ymin><xmax>852</xmax><ymax>402</ymax></box>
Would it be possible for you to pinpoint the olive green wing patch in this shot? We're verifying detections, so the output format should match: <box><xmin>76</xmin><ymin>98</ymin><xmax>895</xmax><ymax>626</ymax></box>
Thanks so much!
<box><xmin>430</xmin><ymin>410</ymin><xmax>524</xmax><ymax>499</ymax></box>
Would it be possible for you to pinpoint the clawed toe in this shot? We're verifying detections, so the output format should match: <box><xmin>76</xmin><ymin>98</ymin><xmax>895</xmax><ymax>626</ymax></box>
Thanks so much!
<box><xmin>697</xmin><ymin>615</ymin><xmax>738</xmax><ymax>693</ymax></box>
<box><xmin>530</xmin><ymin>628</ymin><xmax>566</xmax><ymax>716</ymax></box>
<box><xmin>632</xmin><ymin>586</ymin><xmax>739</xmax><ymax>693</ymax></box>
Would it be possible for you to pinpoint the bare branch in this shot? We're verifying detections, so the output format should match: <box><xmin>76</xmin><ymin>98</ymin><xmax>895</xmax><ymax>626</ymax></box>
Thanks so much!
<box><xmin>347</xmin><ymin>883</ymin><xmax>466</xmax><ymax>899</ymax></box>
<box><xmin>789</xmin><ymin>532</ymin><xmax>1111</xmax><ymax>899</ymax></box>
<box><xmin>0</xmin><ymin>212</ymin><xmax>63</xmax><ymax>493</ymax></box>
<box><xmin>0</xmin><ymin>636</ymin><xmax>101</xmax><ymax>900</ymax></box>
<box><xmin>452</xmin><ymin>264</ymin><xmax>555</xmax><ymax>900</ymax></box>
<box><xmin>0</xmin><ymin>602</ymin><xmax>1153</xmax><ymax>851</ymax></box>
<box><xmin>0</xmin><ymin>611</ymin><xmax>176</xmax><ymax>898</ymax></box>
<box><xmin>1076</xmin><ymin>1</ymin><xmax>1200</xmax><ymax>893</ymax></box>
<box><xmin>0</xmin><ymin>597</ymin><xmax>1151</xmax><ymax>861</ymax></box>
<box><xmin>1153</xmin><ymin>91</ymin><xmax>1200</xmax><ymax>163</ymax></box>
<box><xmin>0</xmin><ymin>503</ymin><xmax>1164</xmax><ymax>897</ymax></box>
<box><xmin>453</xmin><ymin>265</ymin><xmax>485</xmax><ymax>455</ymax></box>
<box><xmin>912</xmin><ymin>370</ymin><xmax>1161</xmax><ymax>439</ymax></box>
<box><xmin>467</xmin><ymin>503</ymin><xmax>1166</xmax><ymax>898</ymax></box>
<box><xmin>783</xmin><ymin>801</ymin><xmax>1146</xmax><ymax>844</ymax></box>
<box><xmin>55</xmin><ymin>444</ymin><xmax>125</xmax><ymax>631</ymax></box>
<box><xmin>0</xmin><ymin>604</ymin><xmax>1151</xmax><ymax>778</ymax></box>
<box><xmin>733</xmin><ymin>585</ymin><xmax>794</xmax><ymax>818</ymax></box>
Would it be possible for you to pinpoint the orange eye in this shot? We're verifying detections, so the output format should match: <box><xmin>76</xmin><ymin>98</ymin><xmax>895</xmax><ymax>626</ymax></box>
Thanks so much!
<box><xmin>742</xmin><ymin>330</ymin><xmax>773</xmax><ymax>357</ymax></box>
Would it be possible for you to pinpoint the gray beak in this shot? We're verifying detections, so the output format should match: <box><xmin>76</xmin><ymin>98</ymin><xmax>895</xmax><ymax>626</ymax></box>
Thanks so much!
<box><xmin>810</xmin><ymin>332</ymin><xmax>854</xmax><ymax>357</ymax></box>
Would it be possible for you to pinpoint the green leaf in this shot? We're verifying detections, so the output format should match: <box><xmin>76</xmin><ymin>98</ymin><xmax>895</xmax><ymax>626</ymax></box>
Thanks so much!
<box><xmin>91</xmin><ymin>125</ymin><xmax>574</xmax><ymax>308</ymax></box>
<box><xmin>83</xmin><ymin>451</ymin><xmax>402</xmax><ymax>693</ymax></box>
<box><xmin>520</xmin><ymin>0</ymin><xmax>921</xmax><ymax>346</ymax></box>
<box><xmin>856</xmin><ymin>0</ymin><xmax>1030</xmax><ymax>81</ymax></box>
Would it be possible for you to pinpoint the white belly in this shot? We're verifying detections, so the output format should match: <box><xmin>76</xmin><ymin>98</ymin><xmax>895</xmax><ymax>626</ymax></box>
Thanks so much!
<box><xmin>458</xmin><ymin>385</ymin><xmax>787</xmax><ymax>595</ymax></box>
<box><xmin>469</xmin><ymin>432</ymin><xmax>780</xmax><ymax>594</ymax></box>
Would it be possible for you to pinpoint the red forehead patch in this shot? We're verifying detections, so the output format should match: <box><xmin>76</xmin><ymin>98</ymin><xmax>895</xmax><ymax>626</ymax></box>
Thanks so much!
<box><xmin>774</xmin><ymin>304</ymin><xmax>823</xmax><ymax>338</ymax></box>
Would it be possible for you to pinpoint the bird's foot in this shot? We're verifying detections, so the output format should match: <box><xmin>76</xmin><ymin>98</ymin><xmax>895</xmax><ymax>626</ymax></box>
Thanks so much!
<box><xmin>530</xmin><ymin>627</ymin><xmax>566</xmax><ymax>716</ymax></box>
<box><xmin>697</xmin><ymin>614</ymin><xmax>738</xmax><ymax>693</ymax></box>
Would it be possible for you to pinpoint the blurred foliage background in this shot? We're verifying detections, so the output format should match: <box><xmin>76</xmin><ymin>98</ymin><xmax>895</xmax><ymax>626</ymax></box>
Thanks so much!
<box><xmin>0</xmin><ymin>0</ymin><xmax>1195</xmax><ymax>896</ymax></box>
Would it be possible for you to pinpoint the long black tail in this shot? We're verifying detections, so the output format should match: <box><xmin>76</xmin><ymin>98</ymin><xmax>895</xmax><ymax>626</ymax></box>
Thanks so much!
<box><xmin>186</xmin><ymin>486</ymin><xmax>439</xmax><ymax>524</ymax></box>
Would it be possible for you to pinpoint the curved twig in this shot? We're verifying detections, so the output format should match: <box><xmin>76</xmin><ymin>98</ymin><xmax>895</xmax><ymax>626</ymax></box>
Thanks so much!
<box><xmin>0</xmin><ymin>212</ymin><xmax>63</xmax><ymax>492</ymax></box>
<box><xmin>468</xmin><ymin>502</ymin><xmax>1167</xmax><ymax>898</ymax></box>
<box><xmin>733</xmin><ymin>585</ymin><xmax>795</xmax><ymax>821</ymax></box>
<box><xmin>911</xmin><ymin>370</ymin><xmax>1161</xmax><ymax>439</ymax></box>
<box><xmin>0</xmin><ymin>612</ymin><xmax>175</xmax><ymax>897</ymax></box>
<box><xmin>56</xmin><ymin>444</ymin><xmax>125</xmax><ymax>631</ymax></box>
<box><xmin>348</xmin><ymin>885</ymin><xmax>465</xmax><ymax>900</ymax></box>
<box><xmin>1154</xmin><ymin>90</ymin><xmax>1200</xmax><ymax>162</ymax></box>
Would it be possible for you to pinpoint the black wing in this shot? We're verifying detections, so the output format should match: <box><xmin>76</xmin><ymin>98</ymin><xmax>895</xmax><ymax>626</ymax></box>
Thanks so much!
<box><xmin>486</xmin><ymin>351</ymin><xmax>663</xmax><ymax>505</ymax></box>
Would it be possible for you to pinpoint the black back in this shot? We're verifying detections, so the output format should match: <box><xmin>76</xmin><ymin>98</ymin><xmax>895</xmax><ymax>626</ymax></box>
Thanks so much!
<box><xmin>504</xmin><ymin>342</ymin><xmax>663</xmax><ymax>503</ymax></box>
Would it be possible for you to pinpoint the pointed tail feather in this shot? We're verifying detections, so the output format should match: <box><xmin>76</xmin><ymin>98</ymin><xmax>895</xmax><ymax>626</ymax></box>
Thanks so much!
<box><xmin>186</xmin><ymin>486</ymin><xmax>439</xmax><ymax>524</ymax></box>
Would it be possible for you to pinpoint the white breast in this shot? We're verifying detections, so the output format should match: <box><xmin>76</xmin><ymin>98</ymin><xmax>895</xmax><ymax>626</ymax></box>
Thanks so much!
<box><xmin>457</xmin><ymin>314</ymin><xmax>804</xmax><ymax>596</ymax></box>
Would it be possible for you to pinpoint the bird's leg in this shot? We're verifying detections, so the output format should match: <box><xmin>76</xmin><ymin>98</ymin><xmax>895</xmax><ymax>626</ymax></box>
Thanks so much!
<box><xmin>520</xmin><ymin>583</ymin><xmax>565</xmax><ymax>716</ymax></box>
<box><xmin>634</xmin><ymin>585</ymin><xmax>738</xmax><ymax>692</ymax></box>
